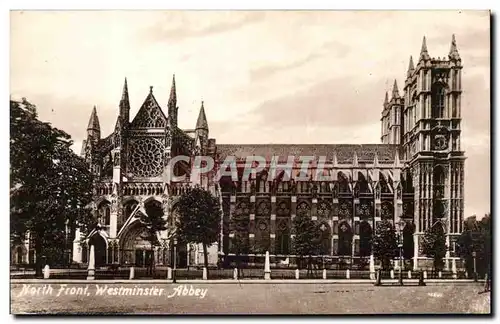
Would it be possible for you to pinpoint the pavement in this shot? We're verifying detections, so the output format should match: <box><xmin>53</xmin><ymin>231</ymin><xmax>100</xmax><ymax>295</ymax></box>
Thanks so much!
<box><xmin>10</xmin><ymin>281</ymin><xmax>490</xmax><ymax>314</ymax></box>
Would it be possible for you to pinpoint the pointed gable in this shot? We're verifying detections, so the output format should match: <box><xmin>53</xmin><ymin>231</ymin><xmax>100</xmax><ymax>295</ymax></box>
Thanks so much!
<box><xmin>131</xmin><ymin>87</ymin><xmax>168</xmax><ymax>128</ymax></box>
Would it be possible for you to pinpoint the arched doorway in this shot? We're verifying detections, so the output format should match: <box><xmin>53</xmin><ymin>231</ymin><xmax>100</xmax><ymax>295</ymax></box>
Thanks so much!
<box><xmin>88</xmin><ymin>233</ymin><xmax>107</xmax><ymax>267</ymax></box>
<box><xmin>120</xmin><ymin>221</ymin><xmax>154</xmax><ymax>267</ymax></box>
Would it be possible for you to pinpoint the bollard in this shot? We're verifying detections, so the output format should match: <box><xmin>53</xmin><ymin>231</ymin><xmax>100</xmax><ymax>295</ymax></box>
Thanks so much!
<box><xmin>408</xmin><ymin>270</ymin><xmax>412</xmax><ymax>279</ymax></box>
<box><xmin>390</xmin><ymin>270</ymin><xmax>394</xmax><ymax>279</ymax></box>
<box><xmin>438</xmin><ymin>271</ymin><xmax>442</xmax><ymax>279</ymax></box>
<box><xmin>346</xmin><ymin>269</ymin><xmax>350</xmax><ymax>279</ymax></box>
<box><xmin>264</xmin><ymin>251</ymin><xmax>271</xmax><ymax>280</ymax></box>
<box><xmin>418</xmin><ymin>271</ymin><xmax>426</xmax><ymax>286</ymax></box>
<box><xmin>167</xmin><ymin>267</ymin><xmax>172</xmax><ymax>280</ymax></box>
<box><xmin>423</xmin><ymin>270</ymin><xmax>427</xmax><ymax>279</ymax></box>
<box><xmin>233</xmin><ymin>268</ymin><xmax>238</xmax><ymax>280</ymax></box>
<box><xmin>295</xmin><ymin>268</ymin><xmax>300</xmax><ymax>280</ymax></box>
<box><xmin>465</xmin><ymin>271</ymin><xmax>468</xmax><ymax>279</ymax></box>
<box><xmin>129</xmin><ymin>266</ymin><xmax>135</xmax><ymax>280</ymax></box>
<box><xmin>203</xmin><ymin>267</ymin><xmax>208</xmax><ymax>280</ymax></box>
<box><xmin>374</xmin><ymin>269</ymin><xmax>382</xmax><ymax>286</ymax></box>
<box><xmin>43</xmin><ymin>265</ymin><xmax>50</xmax><ymax>279</ymax></box>
<box><xmin>323</xmin><ymin>268</ymin><xmax>327</xmax><ymax>280</ymax></box>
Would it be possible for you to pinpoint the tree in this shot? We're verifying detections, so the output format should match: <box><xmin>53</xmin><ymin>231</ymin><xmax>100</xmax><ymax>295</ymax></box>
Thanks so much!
<box><xmin>457</xmin><ymin>214</ymin><xmax>491</xmax><ymax>277</ymax></box>
<box><xmin>292</xmin><ymin>213</ymin><xmax>321</xmax><ymax>274</ymax></box>
<box><xmin>10</xmin><ymin>99</ymin><xmax>94</xmax><ymax>276</ymax></box>
<box><xmin>421</xmin><ymin>223</ymin><xmax>447</xmax><ymax>271</ymax></box>
<box><xmin>230</xmin><ymin>211</ymin><xmax>249</xmax><ymax>275</ymax></box>
<box><xmin>372</xmin><ymin>220</ymin><xmax>397</xmax><ymax>270</ymax></box>
<box><xmin>138</xmin><ymin>201</ymin><xmax>168</xmax><ymax>275</ymax></box>
<box><xmin>175</xmin><ymin>187</ymin><xmax>222</xmax><ymax>277</ymax></box>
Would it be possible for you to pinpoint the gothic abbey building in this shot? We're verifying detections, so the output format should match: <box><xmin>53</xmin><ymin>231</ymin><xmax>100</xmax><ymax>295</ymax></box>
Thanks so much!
<box><xmin>68</xmin><ymin>35</ymin><xmax>465</xmax><ymax>270</ymax></box>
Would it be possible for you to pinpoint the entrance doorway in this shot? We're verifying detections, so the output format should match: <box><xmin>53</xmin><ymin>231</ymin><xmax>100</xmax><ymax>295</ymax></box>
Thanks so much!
<box><xmin>88</xmin><ymin>234</ymin><xmax>107</xmax><ymax>267</ymax></box>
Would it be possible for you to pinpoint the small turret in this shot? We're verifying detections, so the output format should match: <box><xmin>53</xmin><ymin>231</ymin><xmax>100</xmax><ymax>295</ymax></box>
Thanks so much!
<box><xmin>407</xmin><ymin>56</ymin><xmax>415</xmax><ymax>77</ymax></box>
<box><xmin>87</xmin><ymin>105</ymin><xmax>101</xmax><ymax>140</ymax></box>
<box><xmin>168</xmin><ymin>74</ymin><xmax>178</xmax><ymax>128</ymax></box>
<box><xmin>448</xmin><ymin>34</ymin><xmax>461</xmax><ymax>61</ymax></box>
<box><xmin>419</xmin><ymin>36</ymin><xmax>431</xmax><ymax>61</ymax></box>
<box><xmin>392</xmin><ymin>79</ymin><xmax>400</xmax><ymax>99</ymax></box>
<box><xmin>119</xmin><ymin>78</ymin><xmax>130</xmax><ymax>124</ymax></box>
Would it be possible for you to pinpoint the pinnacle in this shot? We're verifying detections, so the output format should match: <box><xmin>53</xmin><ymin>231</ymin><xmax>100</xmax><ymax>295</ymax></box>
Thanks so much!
<box><xmin>392</xmin><ymin>79</ymin><xmax>400</xmax><ymax>98</ymax></box>
<box><xmin>420</xmin><ymin>36</ymin><xmax>430</xmax><ymax>61</ymax></box>
<box><xmin>87</xmin><ymin>105</ymin><xmax>100</xmax><ymax>131</ymax></box>
<box><xmin>449</xmin><ymin>34</ymin><xmax>460</xmax><ymax>60</ymax></box>
<box><xmin>196</xmin><ymin>100</ymin><xmax>209</xmax><ymax>131</ymax></box>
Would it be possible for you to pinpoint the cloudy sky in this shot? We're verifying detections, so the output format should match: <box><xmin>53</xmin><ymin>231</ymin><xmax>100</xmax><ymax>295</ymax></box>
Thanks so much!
<box><xmin>10</xmin><ymin>10</ymin><xmax>490</xmax><ymax>217</ymax></box>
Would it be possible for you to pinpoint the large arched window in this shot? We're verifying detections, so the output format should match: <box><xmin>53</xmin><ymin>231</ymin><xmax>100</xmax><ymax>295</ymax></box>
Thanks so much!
<box><xmin>359</xmin><ymin>221</ymin><xmax>372</xmax><ymax>257</ymax></box>
<box><xmin>318</xmin><ymin>223</ymin><xmax>331</xmax><ymax>255</ymax></box>
<box><xmin>275</xmin><ymin>220</ymin><xmax>290</xmax><ymax>255</ymax></box>
<box><xmin>432</xmin><ymin>83</ymin><xmax>446</xmax><ymax>118</ymax></box>
<box><xmin>98</xmin><ymin>201</ymin><xmax>111</xmax><ymax>226</ymax></box>
<box><xmin>338</xmin><ymin>222</ymin><xmax>353</xmax><ymax>256</ymax></box>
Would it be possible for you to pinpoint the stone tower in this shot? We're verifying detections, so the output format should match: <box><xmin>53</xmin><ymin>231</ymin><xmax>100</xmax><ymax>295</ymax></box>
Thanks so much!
<box><xmin>400</xmin><ymin>35</ymin><xmax>465</xmax><ymax>267</ymax></box>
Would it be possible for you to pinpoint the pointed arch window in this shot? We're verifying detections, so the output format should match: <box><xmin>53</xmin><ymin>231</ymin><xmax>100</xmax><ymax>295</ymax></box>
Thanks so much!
<box><xmin>432</xmin><ymin>83</ymin><xmax>446</xmax><ymax>118</ymax></box>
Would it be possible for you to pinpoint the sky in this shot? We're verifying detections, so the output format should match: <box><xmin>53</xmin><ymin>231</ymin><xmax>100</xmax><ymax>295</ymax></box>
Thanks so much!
<box><xmin>10</xmin><ymin>10</ymin><xmax>490</xmax><ymax>218</ymax></box>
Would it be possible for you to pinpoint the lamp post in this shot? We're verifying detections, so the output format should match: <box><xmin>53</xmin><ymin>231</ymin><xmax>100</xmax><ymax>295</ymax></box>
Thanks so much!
<box><xmin>472</xmin><ymin>251</ymin><xmax>477</xmax><ymax>282</ymax></box>
<box><xmin>396</xmin><ymin>220</ymin><xmax>405</xmax><ymax>286</ymax></box>
<box><xmin>173</xmin><ymin>238</ymin><xmax>177</xmax><ymax>283</ymax></box>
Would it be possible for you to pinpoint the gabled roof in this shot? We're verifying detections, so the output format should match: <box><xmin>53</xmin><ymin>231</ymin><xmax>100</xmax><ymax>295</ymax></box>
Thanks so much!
<box><xmin>130</xmin><ymin>88</ymin><xmax>168</xmax><ymax>128</ymax></box>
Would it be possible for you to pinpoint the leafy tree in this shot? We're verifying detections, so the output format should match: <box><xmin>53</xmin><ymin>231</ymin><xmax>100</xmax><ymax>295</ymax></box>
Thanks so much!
<box><xmin>292</xmin><ymin>213</ymin><xmax>321</xmax><ymax>274</ymax></box>
<box><xmin>421</xmin><ymin>223</ymin><xmax>447</xmax><ymax>271</ymax></box>
<box><xmin>10</xmin><ymin>99</ymin><xmax>94</xmax><ymax>276</ymax></box>
<box><xmin>372</xmin><ymin>220</ymin><xmax>397</xmax><ymax>270</ymax></box>
<box><xmin>457</xmin><ymin>214</ymin><xmax>491</xmax><ymax>277</ymax></box>
<box><xmin>176</xmin><ymin>187</ymin><xmax>222</xmax><ymax>277</ymax></box>
<box><xmin>138</xmin><ymin>201</ymin><xmax>168</xmax><ymax>274</ymax></box>
<box><xmin>230</xmin><ymin>212</ymin><xmax>249</xmax><ymax>274</ymax></box>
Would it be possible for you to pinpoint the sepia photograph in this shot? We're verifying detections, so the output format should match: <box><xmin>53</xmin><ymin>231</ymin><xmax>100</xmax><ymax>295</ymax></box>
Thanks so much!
<box><xmin>9</xmin><ymin>9</ymin><xmax>491</xmax><ymax>315</ymax></box>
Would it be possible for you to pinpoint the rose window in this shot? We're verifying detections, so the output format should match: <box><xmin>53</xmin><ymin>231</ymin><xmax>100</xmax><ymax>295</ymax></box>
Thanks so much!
<box><xmin>128</xmin><ymin>138</ymin><xmax>165</xmax><ymax>177</ymax></box>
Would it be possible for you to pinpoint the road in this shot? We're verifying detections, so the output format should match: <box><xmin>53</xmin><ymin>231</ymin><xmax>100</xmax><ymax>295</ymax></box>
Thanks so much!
<box><xmin>11</xmin><ymin>282</ymin><xmax>490</xmax><ymax>315</ymax></box>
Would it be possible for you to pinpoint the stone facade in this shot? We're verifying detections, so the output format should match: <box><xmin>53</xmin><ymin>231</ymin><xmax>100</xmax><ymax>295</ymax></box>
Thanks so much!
<box><xmin>72</xmin><ymin>36</ymin><xmax>465</xmax><ymax>269</ymax></box>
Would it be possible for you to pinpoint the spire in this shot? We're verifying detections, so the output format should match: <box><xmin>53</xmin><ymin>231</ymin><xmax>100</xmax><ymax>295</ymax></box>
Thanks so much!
<box><xmin>391</xmin><ymin>79</ymin><xmax>400</xmax><ymax>99</ymax></box>
<box><xmin>449</xmin><ymin>34</ymin><xmax>460</xmax><ymax>60</ymax></box>
<box><xmin>119</xmin><ymin>77</ymin><xmax>130</xmax><ymax>123</ymax></box>
<box><xmin>87</xmin><ymin>106</ymin><xmax>100</xmax><ymax>131</ymax></box>
<box><xmin>384</xmin><ymin>91</ymin><xmax>389</xmax><ymax>106</ymax></box>
<box><xmin>121</xmin><ymin>77</ymin><xmax>129</xmax><ymax>102</ymax></box>
<box><xmin>419</xmin><ymin>36</ymin><xmax>430</xmax><ymax>61</ymax></box>
<box><xmin>196</xmin><ymin>100</ymin><xmax>209</xmax><ymax>131</ymax></box>
<box><xmin>87</xmin><ymin>105</ymin><xmax>101</xmax><ymax>140</ymax></box>
<box><xmin>407</xmin><ymin>56</ymin><xmax>415</xmax><ymax>78</ymax></box>
<box><xmin>168</xmin><ymin>74</ymin><xmax>178</xmax><ymax>128</ymax></box>
<box><xmin>168</xmin><ymin>74</ymin><xmax>176</xmax><ymax>108</ymax></box>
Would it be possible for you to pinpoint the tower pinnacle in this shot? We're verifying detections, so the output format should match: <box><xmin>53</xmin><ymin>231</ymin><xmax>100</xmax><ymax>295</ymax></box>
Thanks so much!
<box><xmin>449</xmin><ymin>34</ymin><xmax>461</xmax><ymax>60</ymax></box>
<box><xmin>419</xmin><ymin>36</ymin><xmax>430</xmax><ymax>61</ymax></box>
<box><xmin>196</xmin><ymin>100</ymin><xmax>209</xmax><ymax>131</ymax></box>
<box><xmin>392</xmin><ymin>79</ymin><xmax>400</xmax><ymax>99</ymax></box>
